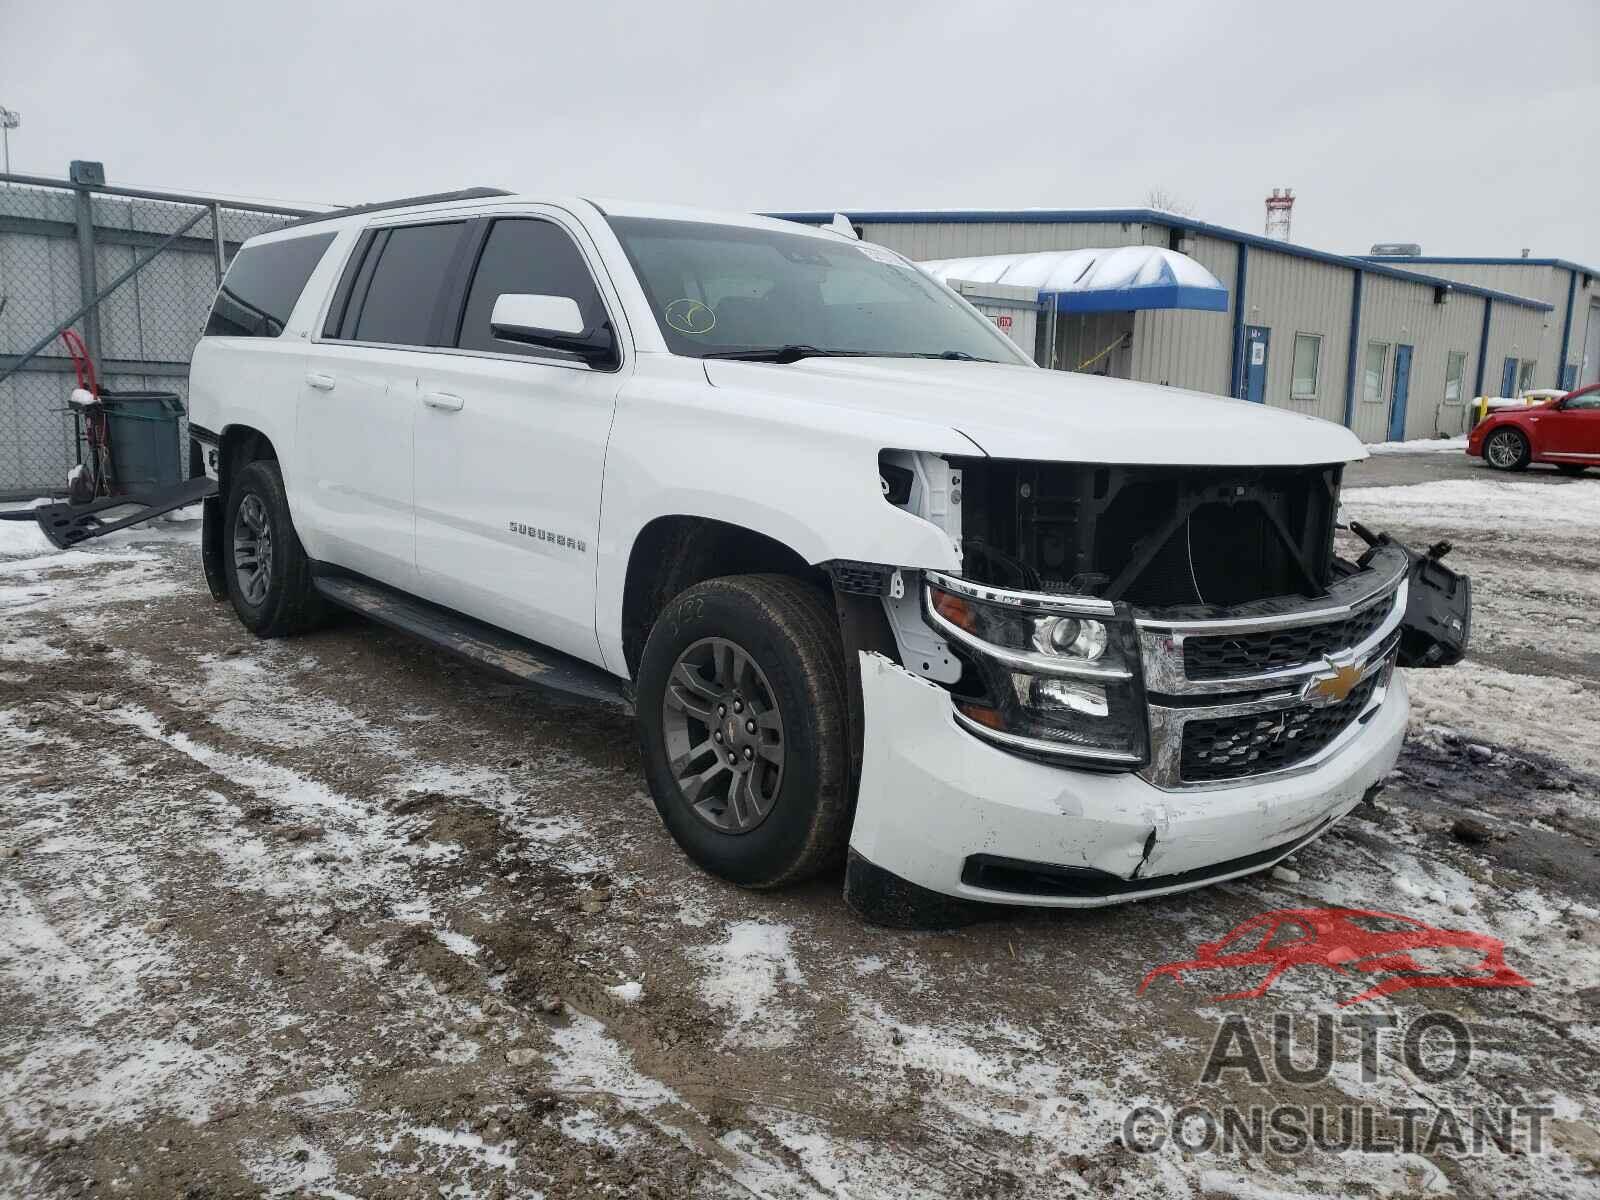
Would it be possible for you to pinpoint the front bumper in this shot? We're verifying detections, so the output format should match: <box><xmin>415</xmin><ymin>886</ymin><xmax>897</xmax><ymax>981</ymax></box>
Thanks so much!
<box><xmin>847</xmin><ymin>652</ymin><xmax>1408</xmax><ymax>908</ymax></box>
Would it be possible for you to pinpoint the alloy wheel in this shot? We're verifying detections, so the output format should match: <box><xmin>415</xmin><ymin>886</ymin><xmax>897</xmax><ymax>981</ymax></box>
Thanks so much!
<box><xmin>232</xmin><ymin>493</ymin><xmax>274</xmax><ymax>606</ymax></box>
<box><xmin>1485</xmin><ymin>430</ymin><xmax>1523</xmax><ymax>469</ymax></box>
<box><xmin>660</xmin><ymin>636</ymin><xmax>785</xmax><ymax>833</ymax></box>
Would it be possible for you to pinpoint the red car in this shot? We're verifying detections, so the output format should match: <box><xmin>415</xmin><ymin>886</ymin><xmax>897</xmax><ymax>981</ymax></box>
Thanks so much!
<box><xmin>1468</xmin><ymin>382</ymin><xmax>1600</xmax><ymax>474</ymax></box>
<box><xmin>1137</xmin><ymin>907</ymin><xmax>1532</xmax><ymax>1006</ymax></box>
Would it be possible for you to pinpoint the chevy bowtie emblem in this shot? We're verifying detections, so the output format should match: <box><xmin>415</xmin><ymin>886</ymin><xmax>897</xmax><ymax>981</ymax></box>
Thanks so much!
<box><xmin>1305</xmin><ymin>660</ymin><xmax>1362</xmax><ymax>705</ymax></box>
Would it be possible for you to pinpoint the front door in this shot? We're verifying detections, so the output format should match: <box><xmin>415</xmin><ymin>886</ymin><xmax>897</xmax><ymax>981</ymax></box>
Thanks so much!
<box><xmin>1243</xmin><ymin>326</ymin><xmax>1270</xmax><ymax>402</ymax></box>
<box><xmin>1540</xmin><ymin>387</ymin><xmax>1600</xmax><ymax>461</ymax></box>
<box><xmin>1388</xmin><ymin>344</ymin><xmax>1413</xmax><ymax>441</ymax></box>
<box><xmin>412</xmin><ymin>213</ymin><xmax>624</xmax><ymax>665</ymax></box>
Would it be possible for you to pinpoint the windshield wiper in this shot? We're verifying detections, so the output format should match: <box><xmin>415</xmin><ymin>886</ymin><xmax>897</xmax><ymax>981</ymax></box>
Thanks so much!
<box><xmin>903</xmin><ymin>350</ymin><xmax>997</xmax><ymax>362</ymax></box>
<box><xmin>700</xmin><ymin>344</ymin><xmax>865</xmax><ymax>363</ymax></box>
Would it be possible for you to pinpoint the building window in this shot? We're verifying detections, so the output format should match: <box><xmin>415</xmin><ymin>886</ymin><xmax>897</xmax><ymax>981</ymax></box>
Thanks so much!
<box><xmin>1363</xmin><ymin>341</ymin><xmax>1389</xmax><ymax>403</ymax></box>
<box><xmin>1517</xmin><ymin>359</ymin><xmax>1537</xmax><ymax>393</ymax></box>
<box><xmin>1444</xmin><ymin>351</ymin><xmax>1466</xmax><ymax>404</ymax></box>
<box><xmin>1291</xmin><ymin>333</ymin><xmax>1322</xmax><ymax>399</ymax></box>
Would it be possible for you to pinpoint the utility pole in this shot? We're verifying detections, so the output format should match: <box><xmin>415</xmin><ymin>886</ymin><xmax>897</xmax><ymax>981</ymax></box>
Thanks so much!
<box><xmin>0</xmin><ymin>107</ymin><xmax>19</xmax><ymax>179</ymax></box>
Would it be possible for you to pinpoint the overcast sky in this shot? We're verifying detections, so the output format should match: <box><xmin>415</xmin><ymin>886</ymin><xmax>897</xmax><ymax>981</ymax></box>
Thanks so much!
<box><xmin>3</xmin><ymin>0</ymin><xmax>1596</xmax><ymax>263</ymax></box>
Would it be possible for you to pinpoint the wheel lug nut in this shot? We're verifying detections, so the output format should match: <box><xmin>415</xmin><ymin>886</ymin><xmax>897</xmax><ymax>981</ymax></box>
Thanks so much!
<box><xmin>727</xmin><ymin>752</ymin><xmax>737</xmax><ymax>765</ymax></box>
<box><xmin>743</xmin><ymin>747</ymin><xmax>754</xmax><ymax>759</ymax></box>
<box><xmin>746</xmin><ymin>720</ymin><xmax>756</xmax><ymax>733</ymax></box>
<box><xmin>718</xmin><ymin>704</ymin><xmax>727</xmax><ymax>717</ymax></box>
<box><xmin>714</xmin><ymin>731</ymin><xmax>723</xmax><ymax>742</ymax></box>
<box><xmin>734</xmin><ymin>700</ymin><xmax>744</xmax><ymax>713</ymax></box>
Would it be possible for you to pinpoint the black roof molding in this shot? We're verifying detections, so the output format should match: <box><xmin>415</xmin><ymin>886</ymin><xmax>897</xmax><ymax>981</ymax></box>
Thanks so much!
<box><xmin>285</xmin><ymin>187</ymin><xmax>513</xmax><ymax>229</ymax></box>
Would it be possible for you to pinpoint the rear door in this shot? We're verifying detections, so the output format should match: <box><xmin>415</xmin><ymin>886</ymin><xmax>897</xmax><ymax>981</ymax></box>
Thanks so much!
<box><xmin>299</xmin><ymin>220</ymin><xmax>471</xmax><ymax>587</ymax></box>
<box><xmin>411</xmin><ymin>212</ymin><xmax>625</xmax><ymax>664</ymax></box>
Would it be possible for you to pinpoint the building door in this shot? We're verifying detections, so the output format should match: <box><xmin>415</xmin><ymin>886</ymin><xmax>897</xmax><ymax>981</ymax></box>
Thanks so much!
<box><xmin>1501</xmin><ymin>357</ymin><xmax>1519</xmax><ymax>397</ymax></box>
<box><xmin>1243</xmin><ymin>326</ymin><xmax>1270</xmax><ymax>402</ymax></box>
<box><xmin>1388</xmin><ymin>344</ymin><xmax>1413</xmax><ymax>441</ymax></box>
<box><xmin>1582</xmin><ymin>302</ymin><xmax>1600</xmax><ymax>387</ymax></box>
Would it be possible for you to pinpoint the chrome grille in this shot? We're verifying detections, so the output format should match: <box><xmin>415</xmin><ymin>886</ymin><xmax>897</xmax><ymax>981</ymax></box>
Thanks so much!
<box><xmin>1182</xmin><ymin>593</ymin><xmax>1395</xmax><ymax>681</ymax></box>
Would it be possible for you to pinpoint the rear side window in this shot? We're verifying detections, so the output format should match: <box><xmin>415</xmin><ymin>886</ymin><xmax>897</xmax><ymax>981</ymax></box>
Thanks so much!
<box><xmin>456</xmin><ymin>218</ymin><xmax>607</xmax><ymax>357</ymax></box>
<box><xmin>204</xmin><ymin>232</ymin><xmax>335</xmax><ymax>338</ymax></box>
<box><xmin>350</xmin><ymin>222</ymin><xmax>467</xmax><ymax>347</ymax></box>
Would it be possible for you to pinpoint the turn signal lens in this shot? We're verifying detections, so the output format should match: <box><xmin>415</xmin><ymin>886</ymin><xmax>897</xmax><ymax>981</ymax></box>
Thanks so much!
<box><xmin>931</xmin><ymin>589</ymin><xmax>976</xmax><ymax>633</ymax></box>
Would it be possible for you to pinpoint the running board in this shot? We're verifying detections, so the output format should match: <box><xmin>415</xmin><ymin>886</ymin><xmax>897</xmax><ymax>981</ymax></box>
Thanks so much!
<box><xmin>310</xmin><ymin>573</ymin><xmax>629</xmax><ymax>709</ymax></box>
<box><xmin>14</xmin><ymin>476</ymin><xmax>217</xmax><ymax>549</ymax></box>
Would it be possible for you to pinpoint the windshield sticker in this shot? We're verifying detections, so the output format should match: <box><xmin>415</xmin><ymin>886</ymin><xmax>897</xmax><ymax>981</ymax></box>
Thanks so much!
<box><xmin>664</xmin><ymin>298</ymin><xmax>716</xmax><ymax>335</ymax></box>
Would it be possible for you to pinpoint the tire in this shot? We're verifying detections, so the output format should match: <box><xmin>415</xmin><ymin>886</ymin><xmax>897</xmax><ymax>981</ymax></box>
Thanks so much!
<box><xmin>1483</xmin><ymin>427</ymin><xmax>1530</xmax><ymax>471</ymax></box>
<box><xmin>223</xmin><ymin>459</ymin><xmax>326</xmax><ymax>637</ymax></box>
<box><xmin>1556</xmin><ymin>463</ymin><xmax>1588</xmax><ymax>476</ymax></box>
<box><xmin>636</xmin><ymin>574</ymin><xmax>851</xmax><ymax>889</ymax></box>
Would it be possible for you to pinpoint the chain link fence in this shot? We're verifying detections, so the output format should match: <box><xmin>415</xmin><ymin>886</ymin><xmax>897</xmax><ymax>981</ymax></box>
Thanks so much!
<box><xmin>0</xmin><ymin>173</ymin><xmax>317</xmax><ymax>498</ymax></box>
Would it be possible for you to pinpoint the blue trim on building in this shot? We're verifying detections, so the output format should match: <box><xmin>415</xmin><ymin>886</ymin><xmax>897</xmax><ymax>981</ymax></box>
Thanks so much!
<box><xmin>1229</xmin><ymin>244</ymin><xmax>1248</xmax><ymax>398</ymax></box>
<box><xmin>1343</xmin><ymin>271</ymin><xmax>1363</xmax><ymax>429</ymax></box>
<box><xmin>1045</xmin><ymin>283</ymin><xmax>1228</xmax><ymax>314</ymax></box>
<box><xmin>1475</xmin><ymin>298</ymin><xmax>1493</xmax><ymax>397</ymax></box>
<box><xmin>1557</xmin><ymin>268</ymin><xmax>1578</xmax><ymax>390</ymax></box>
<box><xmin>764</xmin><ymin>208</ymin><xmax>1555</xmax><ymax>311</ymax></box>
<box><xmin>1363</xmin><ymin>254</ymin><xmax>1600</xmax><ymax>279</ymax></box>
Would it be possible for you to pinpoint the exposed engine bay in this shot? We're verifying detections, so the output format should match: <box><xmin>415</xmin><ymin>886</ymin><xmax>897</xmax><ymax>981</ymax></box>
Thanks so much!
<box><xmin>863</xmin><ymin>450</ymin><xmax>1469</xmax><ymax>785</ymax></box>
<box><xmin>882</xmin><ymin>454</ymin><xmax>1344</xmax><ymax>612</ymax></box>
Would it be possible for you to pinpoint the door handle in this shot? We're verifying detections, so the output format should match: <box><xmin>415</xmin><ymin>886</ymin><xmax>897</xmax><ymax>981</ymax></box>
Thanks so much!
<box><xmin>305</xmin><ymin>372</ymin><xmax>336</xmax><ymax>391</ymax></box>
<box><xmin>422</xmin><ymin>391</ymin><xmax>464</xmax><ymax>412</ymax></box>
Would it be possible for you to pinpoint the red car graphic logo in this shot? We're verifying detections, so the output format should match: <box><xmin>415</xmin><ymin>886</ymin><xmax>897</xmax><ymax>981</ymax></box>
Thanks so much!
<box><xmin>1138</xmin><ymin>908</ymin><xmax>1533</xmax><ymax>1006</ymax></box>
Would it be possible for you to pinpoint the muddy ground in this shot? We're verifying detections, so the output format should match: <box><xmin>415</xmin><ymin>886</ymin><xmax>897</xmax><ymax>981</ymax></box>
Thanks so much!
<box><xmin>2</xmin><ymin>455</ymin><xmax>1598</xmax><ymax>1199</ymax></box>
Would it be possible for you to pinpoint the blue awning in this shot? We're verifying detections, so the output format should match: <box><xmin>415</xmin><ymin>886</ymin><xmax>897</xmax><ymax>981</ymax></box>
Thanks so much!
<box><xmin>920</xmin><ymin>246</ymin><xmax>1229</xmax><ymax>313</ymax></box>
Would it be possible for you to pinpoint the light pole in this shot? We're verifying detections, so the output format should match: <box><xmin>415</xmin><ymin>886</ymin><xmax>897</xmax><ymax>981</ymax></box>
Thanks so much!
<box><xmin>0</xmin><ymin>107</ymin><xmax>18</xmax><ymax>179</ymax></box>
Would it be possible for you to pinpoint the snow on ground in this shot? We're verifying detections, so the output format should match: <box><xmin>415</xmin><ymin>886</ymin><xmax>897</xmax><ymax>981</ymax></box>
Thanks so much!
<box><xmin>1343</xmin><ymin>477</ymin><xmax>1600</xmax><ymax>537</ymax></box>
<box><xmin>1363</xmin><ymin>435</ymin><xmax>1468</xmax><ymax>455</ymax></box>
<box><xmin>1407</xmin><ymin>660</ymin><xmax>1600</xmax><ymax>776</ymax></box>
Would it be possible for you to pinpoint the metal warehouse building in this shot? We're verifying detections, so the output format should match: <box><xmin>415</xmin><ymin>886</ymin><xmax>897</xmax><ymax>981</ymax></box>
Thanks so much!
<box><xmin>1360</xmin><ymin>254</ymin><xmax>1600</xmax><ymax>394</ymax></box>
<box><xmin>772</xmin><ymin>207</ymin><xmax>1564</xmax><ymax>443</ymax></box>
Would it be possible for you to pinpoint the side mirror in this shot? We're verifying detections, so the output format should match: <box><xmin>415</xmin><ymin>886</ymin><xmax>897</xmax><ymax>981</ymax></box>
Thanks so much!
<box><xmin>489</xmin><ymin>293</ymin><xmax>616</xmax><ymax>367</ymax></box>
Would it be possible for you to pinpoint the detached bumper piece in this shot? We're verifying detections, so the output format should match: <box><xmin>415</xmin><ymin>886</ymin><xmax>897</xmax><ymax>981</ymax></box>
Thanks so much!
<box><xmin>1349</xmin><ymin>522</ymin><xmax>1471</xmax><ymax>668</ymax></box>
<box><xmin>19</xmin><ymin>476</ymin><xmax>217</xmax><ymax>549</ymax></box>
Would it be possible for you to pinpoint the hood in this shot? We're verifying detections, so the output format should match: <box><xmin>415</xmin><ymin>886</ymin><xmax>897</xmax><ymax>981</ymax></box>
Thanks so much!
<box><xmin>703</xmin><ymin>357</ymin><xmax>1365</xmax><ymax>467</ymax></box>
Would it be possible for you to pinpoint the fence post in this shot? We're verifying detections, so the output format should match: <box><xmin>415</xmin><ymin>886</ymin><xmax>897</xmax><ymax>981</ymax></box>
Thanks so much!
<box><xmin>72</xmin><ymin>180</ymin><xmax>103</xmax><ymax>374</ymax></box>
<box><xmin>209</xmin><ymin>201</ymin><xmax>224</xmax><ymax>283</ymax></box>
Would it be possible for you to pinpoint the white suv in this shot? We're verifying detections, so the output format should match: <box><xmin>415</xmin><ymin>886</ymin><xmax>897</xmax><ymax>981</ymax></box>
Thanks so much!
<box><xmin>187</xmin><ymin>189</ymin><xmax>1466</xmax><ymax>925</ymax></box>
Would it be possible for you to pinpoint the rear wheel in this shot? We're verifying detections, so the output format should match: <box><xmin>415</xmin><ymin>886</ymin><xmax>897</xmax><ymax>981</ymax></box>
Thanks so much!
<box><xmin>1483</xmin><ymin>427</ymin><xmax>1530</xmax><ymax>471</ymax></box>
<box><xmin>636</xmin><ymin>575</ymin><xmax>850</xmax><ymax>889</ymax></box>
<box><xmin>223</xmin><ymin>459</ymin><xmax>326</xmax><ymax>637</ymax></box>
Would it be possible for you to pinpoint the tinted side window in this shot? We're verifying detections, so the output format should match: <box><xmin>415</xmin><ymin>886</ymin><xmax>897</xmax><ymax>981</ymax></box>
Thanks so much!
<box><xmin>456</xmin><ymin>219</ymin><xmax>606</xmax><ymax>357</ymax></box>
<box><xmin>204</xmin><ymin>232</ymin><xmax>335</xmax><ymax>338</ymax></box>
<box><xmin>352</xmin><ymin>222</ymin><xmax>466</xmax><ymax>347</ymax></box>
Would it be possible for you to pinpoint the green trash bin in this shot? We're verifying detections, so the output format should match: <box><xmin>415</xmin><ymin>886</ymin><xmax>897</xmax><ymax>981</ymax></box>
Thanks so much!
<box><xmin>99</xmin><ymin>390</ymin><xmax>185</xmax><ymax>494</ymax></box>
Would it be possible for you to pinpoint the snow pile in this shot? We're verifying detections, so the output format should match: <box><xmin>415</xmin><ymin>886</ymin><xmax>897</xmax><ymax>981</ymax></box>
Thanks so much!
<box><xmin>1364</xmin><ymin>435</ymin><xmax>1467</xmax><ymax>455</ymax></box>
<box><xmin>1342</xmin><ymin>478</ymin><xmax>1600</xmax><ymax>536</ymax></box>
<box><xmin>1404</xmin><ymin>662</ymin><xmax>1600</xmax><ymax>776</ymax></box>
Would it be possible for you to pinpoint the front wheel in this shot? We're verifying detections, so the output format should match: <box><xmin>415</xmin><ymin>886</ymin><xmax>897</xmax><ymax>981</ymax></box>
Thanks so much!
<box><xmin>636</xmin><ymin>575</ymin><xmax>851</xmax><ymax>889</ymax></box>
<box><xmin>1483</xmin><ymin>427</ymin><xmax>1530</xmax><ymax>471</ymax></box>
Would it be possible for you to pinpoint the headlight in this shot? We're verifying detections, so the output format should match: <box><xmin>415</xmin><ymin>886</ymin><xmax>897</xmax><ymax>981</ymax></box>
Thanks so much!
<box><xmin>924</xmin><ymin>573</ymin><xmax>1149</xmax><ymax>769</ymax></box>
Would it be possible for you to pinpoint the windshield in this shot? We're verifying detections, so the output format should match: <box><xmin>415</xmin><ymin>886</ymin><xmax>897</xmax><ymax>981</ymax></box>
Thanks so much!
<box><xmin>605</xmin><ymin>216</ymin><xmax>1029</xmax><ymax>363</ymax></box>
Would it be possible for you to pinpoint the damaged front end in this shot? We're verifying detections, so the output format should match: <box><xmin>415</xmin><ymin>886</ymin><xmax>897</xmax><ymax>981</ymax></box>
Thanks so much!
<box><xmin>871</xmin><ymin>452</ymin><xmax>1469</xmax><ymax>791</ymax></box>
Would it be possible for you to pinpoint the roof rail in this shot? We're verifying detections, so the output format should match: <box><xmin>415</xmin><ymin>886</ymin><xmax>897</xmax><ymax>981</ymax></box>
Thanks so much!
<box><xmin>284</xmin><ymin>187</ymin><xmax>513</xmax><ymax>228</ymax></box>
